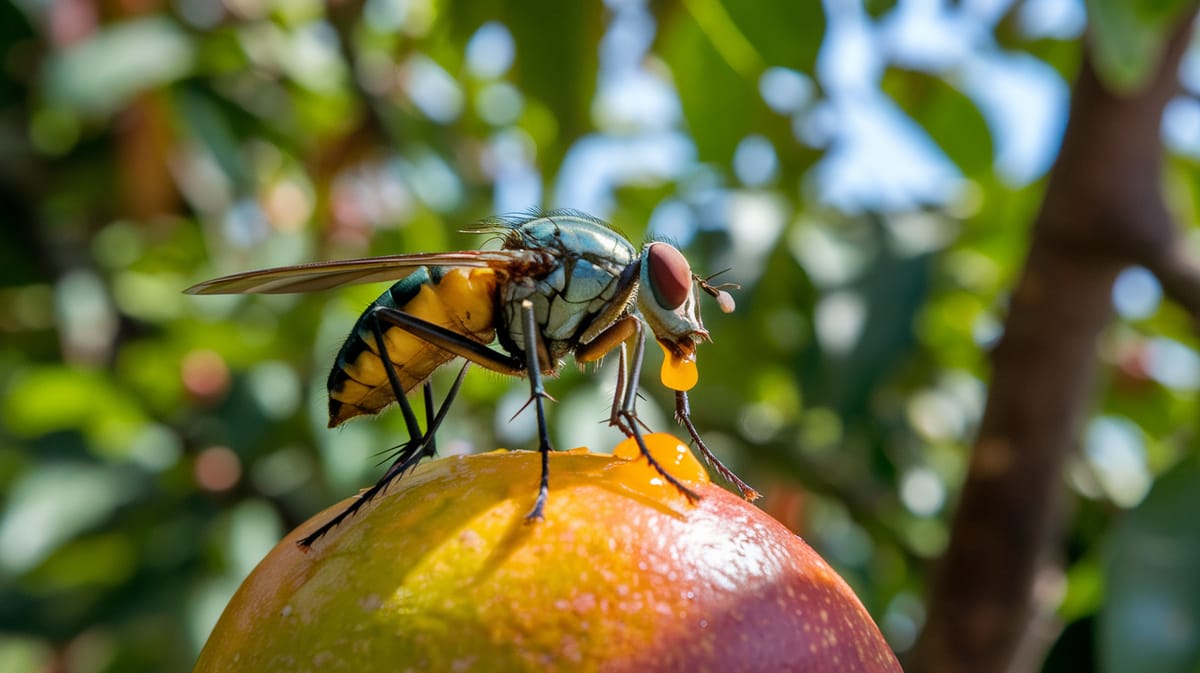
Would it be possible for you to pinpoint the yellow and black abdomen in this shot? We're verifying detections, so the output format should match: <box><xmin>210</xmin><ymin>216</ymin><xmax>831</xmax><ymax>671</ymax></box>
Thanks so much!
<box><xmin>327</xmin><ymin>267</ymin><xmax>499</xmax><ymax>427</ymax></box>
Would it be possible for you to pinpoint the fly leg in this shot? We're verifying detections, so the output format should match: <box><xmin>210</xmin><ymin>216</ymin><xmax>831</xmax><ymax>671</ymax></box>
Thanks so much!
<box><xmin>361</xmin><ymin>304</ymin><xmax>554</xmax><ymax>521</ymax></box>
<box><xmin>575</xmin><ymin>316</ymin><xmax>697</xmax><ymax>500</ymax></box>
<box><xmin>362</xmin><ymin>309</ymin><xmax>449</xmax><ymax>472</ymax></box>
<box><xmin>574</xmin><ymin>315</ymin><xmax>643</xmax><ymax>433</ymax></box>
<box><xmin>421</xmin><ymin>380</ymin><xmax>438</xmax><ymax>456</ymax></box>
<box><xmin>674</xmin><ymin>390</ymin><xmax>760</xmax><ymax>500</ymax></box>
<box><xmin>298</xmin><ymin>310</ymin><xmax>468</xmax><ymax>549</ymax></box>
<box><xmin>298</xmin><ymin>362</ymin><xmax>469</xmax><ymax>549</ymax></box>
<box><xmin>608</xmin><ymin>343</ymin><xmax>651</xmax><ymax>435</ymax></box>
<box><xmin>518</xmin><ymin>299</ymin><xmax>556</xmax><ymax>522</ymax></box>
<box><xmin>370</xmin><ymin>309</ymin><xmax>428</xmax><ymax>463</ymax></box>
<box><xmin>613</xmin><ymin>319</ymin><xmax>700</xmax><ymax>504</ymax></box>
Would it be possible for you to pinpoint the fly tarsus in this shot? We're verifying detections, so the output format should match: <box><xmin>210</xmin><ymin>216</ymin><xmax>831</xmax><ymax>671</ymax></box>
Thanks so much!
<box><xmin>618</xmin><ymin>410</ymin><xmax>702</xmax><ymax>504</ymax></box>
<box><xmin>296</xmin><ymin>441</ymin><xmax>426</xmax><ymax>549</ymax></box>
<box><xmin>519</xmin><ymin>386</ymin><xmax>555</xmax><ymax>522</ymax></box>
<box><xmin>525</xmin><ymin>445</ymin><xmax>550</xmax><ymax>522</ymax></box>
<box><xmin>675</xmin><ymin>390</ymin><xmax>760</xmax><ymax>501</ymax></box>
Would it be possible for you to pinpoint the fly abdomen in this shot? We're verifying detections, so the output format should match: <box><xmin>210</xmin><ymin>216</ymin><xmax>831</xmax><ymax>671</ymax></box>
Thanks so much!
<box><xmin>327</xmin><ymin>267</ymin><xmax>500</xmax><ymax>427</ymax></box>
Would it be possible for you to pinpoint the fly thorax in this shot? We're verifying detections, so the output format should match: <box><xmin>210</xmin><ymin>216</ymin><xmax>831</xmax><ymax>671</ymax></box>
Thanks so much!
<box><xmin>491</xmin><ymin>213</ymin><xmax>643</xmax><ymax>363</ymax></box>
<box><xmin>499</xmin><ymin>276</ymin><xmax>544</xmax><ymax>355</ymax></box>
<box><xmin>544</xmin><ymin>255</ymin><xmax>631</xmax><ymax>343</ymax></box>
<box><xmin>501</xmin><ymin>255</ymin><xmax>637</xmax><ymax>357</ymax></box>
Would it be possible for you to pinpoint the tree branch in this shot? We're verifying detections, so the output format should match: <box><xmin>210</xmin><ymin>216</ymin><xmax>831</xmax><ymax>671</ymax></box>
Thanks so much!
<box><xmin>1145</xmin><ymin>248</ymin><xmax>1200</xmax><ymax>328</ymax></box>
<box><xmin>908</xmin><ymin>12</ymin><xmax>1199</xmax><ymax>673</ymax></box>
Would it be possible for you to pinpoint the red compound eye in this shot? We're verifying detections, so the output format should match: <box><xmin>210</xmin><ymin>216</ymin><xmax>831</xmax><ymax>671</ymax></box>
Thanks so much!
<box><xmin>646</xmin><ymin>243</ymin><xmax>692</xmax><ymax>310</ymax></box>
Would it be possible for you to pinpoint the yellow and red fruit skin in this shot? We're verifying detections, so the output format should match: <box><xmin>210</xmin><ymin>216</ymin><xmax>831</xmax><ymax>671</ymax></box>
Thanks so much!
<box><xmin>194</xmin><ymin>434</ymin><xmax>901</xmax><ymax>673</ymax></box>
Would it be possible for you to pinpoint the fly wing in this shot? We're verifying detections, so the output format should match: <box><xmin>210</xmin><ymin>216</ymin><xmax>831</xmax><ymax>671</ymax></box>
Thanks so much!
<box><xmin>185</xmin><ymin>250</ymin><xmax>544</xmax><ymax>295</ymax></box>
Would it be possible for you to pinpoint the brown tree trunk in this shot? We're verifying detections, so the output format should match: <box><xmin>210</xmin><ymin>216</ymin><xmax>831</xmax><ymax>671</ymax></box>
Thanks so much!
<box><xmin>908</xmin><ymin>13</ymin><xmax>1200</xmax><ymax>673</ymax></box>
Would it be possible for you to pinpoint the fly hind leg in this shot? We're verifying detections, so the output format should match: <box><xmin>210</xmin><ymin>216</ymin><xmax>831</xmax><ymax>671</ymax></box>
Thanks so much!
<box><xmin>297</xmin><ymin>311</ymin><xmax>467</xmax><ymax>549</ymax></box>
<box><xmin>359</xmin><ymin>304</ymin><xmax>551</xmax><ymax>519</ymax></box>
<box><xmin>369</xmin><ymin>300</ymin><xmax>559</xmax><ymax>522</ymax></box>
<box><xmin>297</xmin><ymin>363</ymin><xmax>469</xmax><ymax>549</ymax></box>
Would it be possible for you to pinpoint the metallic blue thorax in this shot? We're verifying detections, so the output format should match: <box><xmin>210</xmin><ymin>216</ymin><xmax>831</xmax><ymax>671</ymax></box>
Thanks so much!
<box><xmin>495</xmin><ymin>215</ymin><xmax>640</xmax><ymax>362</ymax></box>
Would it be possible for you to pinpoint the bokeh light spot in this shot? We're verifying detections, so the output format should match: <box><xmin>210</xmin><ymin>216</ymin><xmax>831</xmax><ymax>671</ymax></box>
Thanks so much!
<box><xmin>195</xmin><ymin>446</ymin><xmax>242</xmax><ymax>492</ymax></box>
<box><xmin>733</xmin><ymin>135</ymin><xmax>779</xmax><ymax>187</ymax></box>
<box><xmin>899</xmin><ymin>467</ymin><xmax>945</xmax><ymax>516</ymax></box>
<box><xmin>759</xmin><ymin>66</ymin><xmax>813</xmax><ymax>114</ymax></box>
<box><xmin>182</xmin><ymin>349</ymin><xmax>231</xmax><ymax>404</ymax></box>
<box><xmin>1112</xmin><ymin>266</ymin><xmax>1162</xmax><ymax>320</ymax></box>
<box><xmin>466</xmin><ymin>22</ymin><xmax>515</xmax><ymax>79</ymax></box>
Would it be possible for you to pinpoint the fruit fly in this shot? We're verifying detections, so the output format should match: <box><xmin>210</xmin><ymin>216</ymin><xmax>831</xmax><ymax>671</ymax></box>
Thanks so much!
<box><xmin>186</xmin><ymin>211</ymin><xmax>759</xmax><ymax>547</ymax></box>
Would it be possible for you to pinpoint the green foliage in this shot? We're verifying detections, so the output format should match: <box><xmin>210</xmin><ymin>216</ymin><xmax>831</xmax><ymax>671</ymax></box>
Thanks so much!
<box><xmin>44</xmin><ymin>17</ymin><xmax>195</xmax><ymax>116</ymax></box>
<box><xmin>881</xmin><ymin>69</ymin><xmax>994</xmax><ymax>177</ymax></box>
<box><xmin>1086</xmin><ymin>0</ymin><xmax>1195</xmax><ymax>93</ymax></box>
<box><xmin>1100</xmin><ymin>460</ymin><xmax>1200</xmax><ymax>673</ymax></box>
<box><xmin>657</xmin><ymin>0</ymin><xmax>822</xmax><ymax>164</ymax></box>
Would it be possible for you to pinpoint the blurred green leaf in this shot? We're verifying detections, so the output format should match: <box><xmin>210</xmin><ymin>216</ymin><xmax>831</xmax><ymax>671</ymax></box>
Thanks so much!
<box><xmin>175</xmin><ymin>86</ymin><xmax>252</xmax><ymax>191</ymax></box>
<box><xmin>505</xmin><ymin>2</ymin><xmax>602</xmax><ymax>150</ymax></box>
<box><xmin>1100</xmin><ymin>460</ymin><xmax>1200</xmax><ymax>673</ymax></box>
<box><xmin>711</xmin><ymin>0</ymin><xmax>823</xmax><ymax>73</ymax></box>
<box><xmin>1085</xmin><ymin>0</ymin><xmax>1194</xmax><ymax>93</ymax></box>
<box><xmin>448</xmin><ymin>1</ymin><xmax>602</xmax><ymax>170</ymax></box>
<box><xmin>0</xmin><ymin>636</ymin><xmax>52</xmax><ymax>673</ymax></box>
<box><xmin>657</xmin><ymin>0</ymin><xmax>821</xmax><ymax>164</ymax></box>
<box><xmin>3</xmin><ymin>367</ymin><xmax>148</xmax><ymax>458</ymax></box>
<box><xmin>882</xmin><ymin>68</ymin><xmax>994</xmax><ymax>177</ymax></box>
<box><xmin>864</xmin><ymin>0</ymin><xmax>899</xmax><ymax>19</ymax></box>
<box><xmin>819</xmin><ymin>216</ymin><xmax>933</xmax><ymax>419</ymax></box>
<box><xmin>1060</xmin><ymin>555</ymin><xmax>1105</xmax><ymax>622</ymax></box>
<box><xmin>44</xmin><ymin>16</ymin><xmax>195</xmax><ymax>115</ymax></box>
<box><xmin>27</xmin><ymin>532</ymin><xmax>137</xmax><ymax>592</ymax></box>
<box><xmin>0</xmin><ymin>463</ymin><xmax>139</xmax><ymax>574</ymax></box>
<box><xmin>658</xmin><ymin>10</ymin><xmax>753</xmax><ymax>164</ymax></box>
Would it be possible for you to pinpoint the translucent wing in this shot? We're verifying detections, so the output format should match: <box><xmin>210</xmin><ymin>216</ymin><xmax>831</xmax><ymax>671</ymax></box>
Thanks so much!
<box><xmin>185</xmin><ymin>250</ymin><xmax>545</xmax><ymax>295</ymax></box>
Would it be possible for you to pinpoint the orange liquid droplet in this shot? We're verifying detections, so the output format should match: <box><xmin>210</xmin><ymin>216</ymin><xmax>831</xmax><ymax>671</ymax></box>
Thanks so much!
<box><xmin>658</xmin><ymin>341</ymin><xmax>698</xmax><ymax>392</ymax></box>
<box><xmin>611</xmin><ymin>432</ymin><xmax>709</xmax><ymax>487</ymax></box>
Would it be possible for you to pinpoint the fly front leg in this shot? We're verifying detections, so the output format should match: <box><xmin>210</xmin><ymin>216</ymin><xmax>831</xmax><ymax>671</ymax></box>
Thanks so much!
<box><xmin>675</xmin><ymin>390</ymin><xmax>760</xmax><ymax>501</ymax></box>
<box><xmin>576</xmin><ymin>316</ymin><xmax>697</xmax><ymax>500</ymax></box>
<box><xmin>611</xmin><ymin>319</ymin><xmax>700</xmax><ymax>504</ymax></box>
<box><xmin>609</xmin><ymin>340</ymin><xmax>653</xmax><ymax>437</ymax></box>
<box><xmin>610</xmin><ymin>343</ymin><xmax>628</xmax><ymax>432</ymax></box>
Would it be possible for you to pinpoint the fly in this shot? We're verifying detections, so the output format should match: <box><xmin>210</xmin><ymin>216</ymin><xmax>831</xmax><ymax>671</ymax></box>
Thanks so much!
<box><xmin>185</xmin><ymin>211</ymin><xmax>759</xmax><ymax>547</ymax></box>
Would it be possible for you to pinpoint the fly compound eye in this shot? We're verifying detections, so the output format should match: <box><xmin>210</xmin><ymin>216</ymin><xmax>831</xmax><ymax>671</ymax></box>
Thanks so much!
<box><xmin>646</xmin><ymin>243</ymin><xmax>693</xmax><ymax>310</ymax></box>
